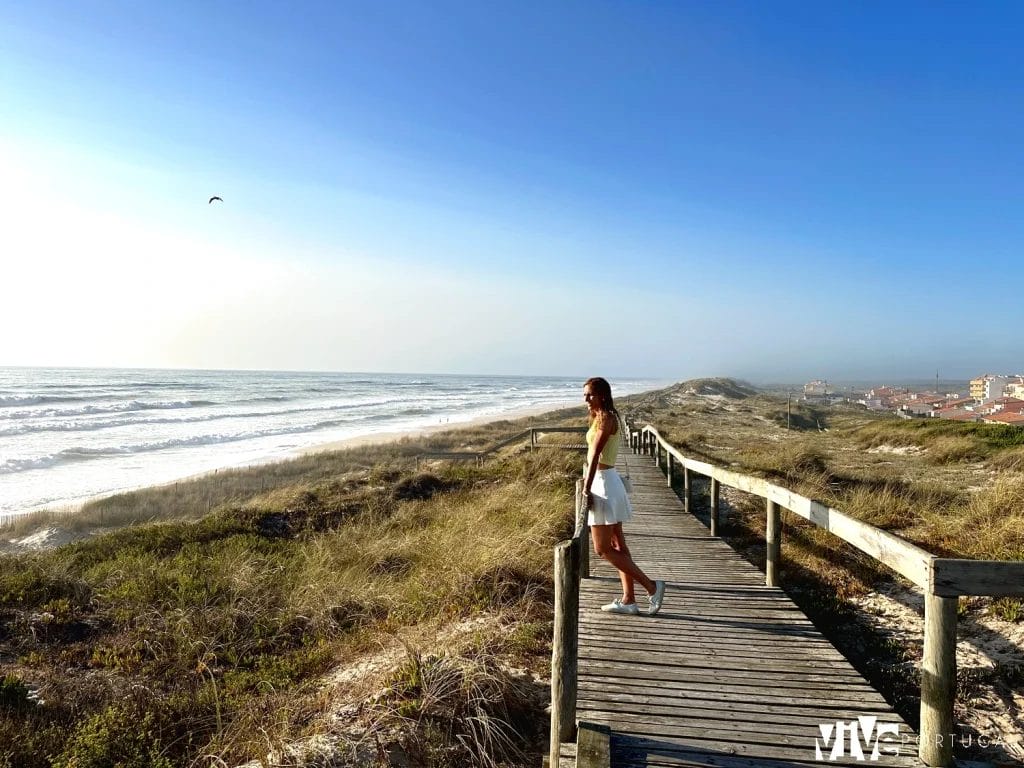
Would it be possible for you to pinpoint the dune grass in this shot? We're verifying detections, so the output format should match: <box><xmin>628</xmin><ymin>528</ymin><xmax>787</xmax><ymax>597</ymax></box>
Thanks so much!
<box><xmin>621</xmin><ymin>381</ymin><xmax>1024</xmax><ymax>620</ymax></box>
<box><xmin>0</xmin><ymin>413</ymin><xmax>584</xmax><ymax>768</ymax></box>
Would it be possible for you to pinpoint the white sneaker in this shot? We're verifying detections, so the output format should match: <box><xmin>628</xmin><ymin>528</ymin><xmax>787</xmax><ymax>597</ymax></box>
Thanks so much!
<box><xmin>601</xmin><ymin>598</ymin><xmax>639</xmax><ymax>615</ymax></box>
<box><xmin>648</xmin><ymin>580</ymin><xmax>666</xmax><ymax>616</ymax></box>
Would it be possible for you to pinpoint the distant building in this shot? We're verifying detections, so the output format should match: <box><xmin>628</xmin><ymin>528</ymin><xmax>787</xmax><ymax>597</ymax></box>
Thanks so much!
<box><xmin>1006</xmin><ymin>378</ymin><xmax>1024</xmax><ymax>400</ymax></box>
<box><xmin>803</xmin><ymin>380</ymin><xmax>829</xmax><ymax>396</ymax></box>
<box><xmin>969</xmin><ymin>374</ymin><xmax>1013</xmax><ymax>402</ymax></box>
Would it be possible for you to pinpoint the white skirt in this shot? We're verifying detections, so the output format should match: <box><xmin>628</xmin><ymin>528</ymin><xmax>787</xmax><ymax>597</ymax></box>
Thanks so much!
<box><xmin>588</xmin><ymin>467</ymin><xmax>634</xmax><ymax>527</ymax></box>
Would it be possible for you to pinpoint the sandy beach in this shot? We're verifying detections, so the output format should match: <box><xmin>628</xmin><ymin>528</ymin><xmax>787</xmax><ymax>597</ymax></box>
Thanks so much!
<box><xmin>297</xmin><ymin>399</ymin><xmax>581</xmax><ymax>455</ymax></box>
<box><xmin>2</xmin><ymin>398</ymin><xmax>583</xmax><ymax>530</ymax></box>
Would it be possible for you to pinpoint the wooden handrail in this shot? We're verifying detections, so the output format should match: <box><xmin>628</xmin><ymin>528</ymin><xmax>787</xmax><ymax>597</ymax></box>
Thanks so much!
<box><xmin>628</xmin><ymin>419</ymin><xmax>1021</xmax><ymax>767</ymax></box>
<box><xmin>417</xmin><ymin>424</ymin><xmax>586</xmax><ymax>467</ymax></box>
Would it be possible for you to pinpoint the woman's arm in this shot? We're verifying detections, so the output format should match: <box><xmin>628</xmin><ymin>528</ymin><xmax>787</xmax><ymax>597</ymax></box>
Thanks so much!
<box><xmin>584</xmin><ymin>413</ymin><xmax>614</xmax><ymax>509</ymax></box>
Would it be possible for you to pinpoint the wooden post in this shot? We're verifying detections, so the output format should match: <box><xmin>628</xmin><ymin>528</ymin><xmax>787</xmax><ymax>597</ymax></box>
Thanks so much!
<box><xmin>666</xmin><ymin>452</ymin><xmax>673</xmax><ymax>487</ymax></box>
<box><xmin>549</xmin><ymin>538</ymin><xmax>581</xmax><ymax>766</ymax></box>
<box><xmin>683</xmin><ymin>467</ymin><xmax>691</xmax><ymax>515</ymax></box>
<box><xmin>654</xmin><ymin>441</ymin><xmax>660</xmax><ymax>467</ymax></box>
<box><xmin>710</xmin><ymin>477</ymin><xmax>720</xmax><ymax>536</ymax></box>
<box><xmin>766</xmin><ymin>500</ymin><xmax>781</xmax><ymax>587</ymax></box>
<box><xmin>920</xmin><ymin>589</ymin><xmax>957</xmax><ymax>766</ymax></box>
<box><xmin>576</xmin><ymin>721</ymin><xmax>611</xmax><ymax>768</ymax></box>
<box><xmin>575</xmin><ymin>480</ymin><xmax>589</xmax><ymax>578</ymax></box>
<box><xmin>530</xmin><ymin>429</ymin><xmax>536</xmax><ymax>451</ymax></box>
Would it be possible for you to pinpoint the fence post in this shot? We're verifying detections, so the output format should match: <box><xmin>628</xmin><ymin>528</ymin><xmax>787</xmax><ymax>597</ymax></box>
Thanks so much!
<box><xmin>920</xmin><ymin>582</ymin><xmax>957</xmax><ymax>767</ymax></box>
<box><xmin>530</xmin><ymin>429</ymin><xmax>536</xmax><ymax>451</ymax></box>
<box><xmin>709</xmin><ymin>477</ymin><xmax>720</xmax><ymax>536</ymax></box>
<box><xmin>575</xmin><ymin>480</ymin><xmax>589</xmax><ymax>578</ymax></box>
<box><xmin>666</xmin><ymin>452</ymin><xmax>673</xmax><ymax>487</ymax></box>
<box><xmin>766</xmin><ymin>500</ymin><xmax>781</xmax><ymax>587</ymax></box>
<box><xmin>654</xmin><ymin>441</ymin><xmax>660</xmax><ymax>468</ymax></box>
<box><xmin>549</xmin><ymin>537</ymin><xmax>581</xmax><ymax>767</ymax></box>
<box><xmin>683</xmin><ymin>468</ymin><xmax>691</xmax><ymax>515</ymax></box>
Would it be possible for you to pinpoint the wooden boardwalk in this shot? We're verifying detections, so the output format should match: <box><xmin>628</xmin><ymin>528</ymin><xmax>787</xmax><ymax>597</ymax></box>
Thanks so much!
<box><xmin>571</xmin><ymin>442</ymin><xmax>925</xmax><ymax>767</ymax></box>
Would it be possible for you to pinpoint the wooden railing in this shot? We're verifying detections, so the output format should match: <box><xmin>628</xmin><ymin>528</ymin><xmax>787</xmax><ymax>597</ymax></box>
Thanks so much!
<box><xmin>630</xmin><ymin>421</ymin><xmax>1024</xmax><ymax>767</ymax></box>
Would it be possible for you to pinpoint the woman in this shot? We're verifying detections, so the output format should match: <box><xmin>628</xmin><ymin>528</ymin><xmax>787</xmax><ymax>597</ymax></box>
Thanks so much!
<box><xmin>583</xmin><ymin>377</ymin><xmax>666</xmax><ymax>616</ymax></box>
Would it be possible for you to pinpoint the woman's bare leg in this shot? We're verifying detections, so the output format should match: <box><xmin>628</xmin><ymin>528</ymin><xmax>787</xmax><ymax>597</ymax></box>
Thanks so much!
<box><xmin>592</xmin><ymin>523</ymin><xmax>655</xmax><ymax>601</ymax></box>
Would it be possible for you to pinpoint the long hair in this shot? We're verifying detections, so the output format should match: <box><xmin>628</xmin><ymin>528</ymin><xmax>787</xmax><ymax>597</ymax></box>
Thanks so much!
<box><xmin>585</xmin><ymin>376</ymin><xmax>617</xmax><ymax>419</ymax></box>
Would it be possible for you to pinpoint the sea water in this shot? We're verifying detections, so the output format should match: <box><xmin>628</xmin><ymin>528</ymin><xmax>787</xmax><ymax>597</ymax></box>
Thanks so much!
<box><xmin>0</xmin><ymin>368</ymin><xmax>655</xmax><ymax>517</ymax></box>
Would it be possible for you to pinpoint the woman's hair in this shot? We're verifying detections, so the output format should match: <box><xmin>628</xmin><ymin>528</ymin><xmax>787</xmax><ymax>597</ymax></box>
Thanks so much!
<box><xmin>585</xmin><ymin>376</ymin><xmax>617</xmax><ymax>417</ymax></box>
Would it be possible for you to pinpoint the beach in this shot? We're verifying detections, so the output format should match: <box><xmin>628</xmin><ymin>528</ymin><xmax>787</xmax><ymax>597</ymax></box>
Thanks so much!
<box><xmin>298</xmin><ymin>400</ymin><xmax>580</xmax><ymax>454</ymax></box>
<box><xmin>1</xmin><ymin>368</ymin><xmax>656</xmax><ymax>519</ymax></box>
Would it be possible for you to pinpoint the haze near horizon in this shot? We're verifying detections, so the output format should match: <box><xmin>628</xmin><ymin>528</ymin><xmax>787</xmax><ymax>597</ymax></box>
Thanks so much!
<box><xmin>2</xmin><ymin>1</ymin><xmax>1021</xmax><ymax>381</ymax></box>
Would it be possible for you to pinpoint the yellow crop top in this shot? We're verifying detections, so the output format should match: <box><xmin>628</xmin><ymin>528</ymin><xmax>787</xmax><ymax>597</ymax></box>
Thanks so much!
<box><xmin>587</xmin><ymin>419</ymin><xmax>620</xmax><ymax>466</ymax></box>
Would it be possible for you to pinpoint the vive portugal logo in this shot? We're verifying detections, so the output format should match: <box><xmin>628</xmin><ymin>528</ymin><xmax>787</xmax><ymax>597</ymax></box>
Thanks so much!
<box><xmin>815</xmin><ymin>716</ymin><xmax>901</xmax><ymax>761</ymax></box>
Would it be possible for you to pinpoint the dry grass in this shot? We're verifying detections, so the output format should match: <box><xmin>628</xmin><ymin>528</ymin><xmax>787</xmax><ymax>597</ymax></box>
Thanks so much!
<box><xmin>0</xmin><ymin>430</ymin><xmax>581</xmax><ymax>767</ymax></box>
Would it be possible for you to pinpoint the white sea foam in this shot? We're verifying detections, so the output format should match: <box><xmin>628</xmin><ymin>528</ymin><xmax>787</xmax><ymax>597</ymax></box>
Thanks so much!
<box><xmin>0</xmin><ymin>368</ymin><xmax>660</xmax><ymax>516</ymax></box>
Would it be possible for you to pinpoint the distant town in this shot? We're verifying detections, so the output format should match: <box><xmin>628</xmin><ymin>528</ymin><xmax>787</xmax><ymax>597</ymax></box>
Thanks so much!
<box><xmin>802</xmin><ymin>374</ymin><xmax>1024</xmax><ymax>426</ymax></box>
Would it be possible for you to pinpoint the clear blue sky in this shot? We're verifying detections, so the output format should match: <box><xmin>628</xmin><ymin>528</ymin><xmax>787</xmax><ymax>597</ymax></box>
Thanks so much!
<box><xmin>2</xmin><ymin>1</ymin><xmax>1021</xmax><ymax>382</ymax></box>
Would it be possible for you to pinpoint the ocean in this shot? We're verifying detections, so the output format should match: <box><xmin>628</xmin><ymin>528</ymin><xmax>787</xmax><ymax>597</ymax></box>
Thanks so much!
<box><xmin>0</xmin><ymin>367</ymin><xmax>656</xmax><ymax>517</ymax></box>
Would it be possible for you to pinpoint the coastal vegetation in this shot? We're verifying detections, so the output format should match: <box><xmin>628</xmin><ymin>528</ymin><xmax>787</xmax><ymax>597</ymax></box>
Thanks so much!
<box><xmin>2</xmin><ymin>380</ymin><xmax>1022</xmax><ymax>765</ymax></box>
<box><xmin>0</xmin><ymin>413</ymin><xmax>583</xmax><ymax>768</ymax></box>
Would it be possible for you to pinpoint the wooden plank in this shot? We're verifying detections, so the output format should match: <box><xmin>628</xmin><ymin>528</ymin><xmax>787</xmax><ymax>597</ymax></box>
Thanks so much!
<box><xmin>931</xmin><ymin>557</ymin><xmax>1024</xmax><ymax>597</ymax></box>
<box><xmin>576</xmin><ymin>720</ymin><xmax>611</xmax><ymax>768</ymax></box>
<box><xmin>577</xmin><ymin>677</ymin><xmax>898</xmax><ymax>710</ymax></box>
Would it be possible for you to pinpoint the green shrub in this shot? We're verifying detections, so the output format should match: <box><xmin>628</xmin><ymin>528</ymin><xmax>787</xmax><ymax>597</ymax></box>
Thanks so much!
<box><xmin>52</xmin><ymin>707</ymin><xmax>173</xmax><ymax>768</ymax></box>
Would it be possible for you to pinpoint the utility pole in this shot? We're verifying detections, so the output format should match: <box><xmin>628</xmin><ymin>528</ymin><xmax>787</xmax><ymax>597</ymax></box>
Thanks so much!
<box><xmin>787</xmin><ymin>390</ymin><xmax>792</xmax><ymax>430</ymax></box>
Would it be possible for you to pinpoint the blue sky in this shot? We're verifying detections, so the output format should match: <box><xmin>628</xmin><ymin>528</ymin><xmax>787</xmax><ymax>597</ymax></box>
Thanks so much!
<box><xmin>2</xmin><ymin>1</ymin><xmax>1021</xmax><ymax>382</ymax></box>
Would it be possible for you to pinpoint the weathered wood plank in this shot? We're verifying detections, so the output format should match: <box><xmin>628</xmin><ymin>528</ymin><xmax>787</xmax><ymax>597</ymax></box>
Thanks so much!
<box><xmin>931</xmin><ymin>557</ymin><xmax>1024</xmax><ymax>597</ymax></box>
<box><xmin>577</xmin><ymin>721</ymin><xmax>611</xmax><ymax>768</ymax></box>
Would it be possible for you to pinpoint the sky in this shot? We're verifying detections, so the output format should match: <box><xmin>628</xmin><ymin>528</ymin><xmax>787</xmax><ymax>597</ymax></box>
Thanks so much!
<box><xmin>1</xmin><ymin>1</ymin><xmax>1022</xmax><ymax>383</ymax></box>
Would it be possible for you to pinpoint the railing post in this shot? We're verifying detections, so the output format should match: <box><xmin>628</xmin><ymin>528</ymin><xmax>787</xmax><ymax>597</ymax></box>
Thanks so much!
<box><xmin>575</xmin><ymin>480</ymin><xmax>589</xmax><ymax>578</ymax></box>
<box><xmin>766</xmin><ymin>500</ymin><xmax>781</xmax><ymax>587</ymax></box>
<box><xmin>530</xmin><ymin>429</ymin><xmax>536</xmax><ymax>451</ymax></box>
<box><xmin>920</xmin><ymin>581</ymin><xmax>957</xmax><ymax>766</ymax></box>
<box><xmin>683</xmin><ymin>467</ymin><xmax>691</xmax><ymax>515</ymax></box>
<box><xmin>709</xmin><ymin>477</ymin><xmax>720</xmax><ymax>536</ymax></box>
<box><xmin>666</xmin><ymin>452</ymin><xmax>673</xmax><ymax>487</ymax></box>
<box><xmin>654</xmin><ymin>440</ymin><xmax>660</xmax><ymax>468</ymax></box>
<box><xmin>549</xmin><ymin>537</ymin><xmax>581</xmax><ymax>766</ymax></box>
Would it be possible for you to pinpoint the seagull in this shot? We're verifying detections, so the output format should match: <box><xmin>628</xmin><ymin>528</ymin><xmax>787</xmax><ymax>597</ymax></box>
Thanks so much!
<box><xmin>208</xmin><ymin>196</ymin><xmax>223</xmax><ymax>204</ymax></box>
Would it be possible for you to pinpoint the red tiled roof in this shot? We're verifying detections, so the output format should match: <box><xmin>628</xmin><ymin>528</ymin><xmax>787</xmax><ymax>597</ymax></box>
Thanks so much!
<box><xmin>946</xmin><ymin>413</ymin><xmax>982</xmax><ymax>421</ymax></box>
<box><xmin>985</xmin><ymin>412</ymin><xmax>1024</xmax><ymax>425</ymax></box>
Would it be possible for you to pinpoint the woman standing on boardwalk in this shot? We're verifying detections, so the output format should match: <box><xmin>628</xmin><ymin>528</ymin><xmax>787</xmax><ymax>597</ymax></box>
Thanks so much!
<box><xmin>583</xmin><ymin>377</ymin><xmax>665</xmax><ymax>616</ymax></box>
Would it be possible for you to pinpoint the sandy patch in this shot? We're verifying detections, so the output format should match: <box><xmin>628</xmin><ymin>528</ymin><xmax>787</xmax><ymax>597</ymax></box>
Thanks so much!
<box><xmin>867</xmin><ymin>444</ymin><xmax>924</xmax><ymax>455</ymax></box>
<box><xmin>6</xmin><ymin>526</ymin><xmax>91</xmax><ymax>551</ymax></box>
<box><xmin>233</xmin><ymin>614</ymin><xmax>544</xmax><ymax>768</ymax></box>
<box><xmin>852</xmin><ymin>583</ymin><xmax>1024</xmax><ymax>763</ymax></box>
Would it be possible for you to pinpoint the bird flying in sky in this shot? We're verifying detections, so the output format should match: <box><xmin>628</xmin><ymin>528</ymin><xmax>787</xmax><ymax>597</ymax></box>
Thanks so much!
<box><xmin>208</xmin><ymin>196</ymin><xmax>223</xmax><ymax>204</ymax></box>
